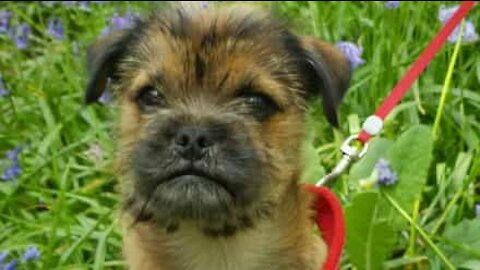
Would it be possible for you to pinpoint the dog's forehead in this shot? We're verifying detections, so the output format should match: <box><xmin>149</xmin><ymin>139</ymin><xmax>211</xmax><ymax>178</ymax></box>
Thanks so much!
<box><xmin>121</xmin><ymin>6</ymin><xmax>303</xmax><ymax>102</ymax></box>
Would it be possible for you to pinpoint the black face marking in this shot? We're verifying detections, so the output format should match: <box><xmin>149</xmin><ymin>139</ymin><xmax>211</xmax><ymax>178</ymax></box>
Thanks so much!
<box><xmin>204</xmin><ymin>224</ymin><xmax>237</xmax><ymax>238</ymax></box>
<box><xmin>238</xmin><ymin>85</ymin><xmax>280</xmax><ymax>121</ymax></box>
<box><xmin>136</xmin><ymin>86</ymin><xmax>165</xmax><ymax>111</ymax></box>
<box><xmin>195</xmin><ymin>54</ymin><xmax>205</xmax><ymax>82</ymax></box>
<box><xmin>201</xmin><ymin>17</ymin><xmax>218</xmax><ymax>49</ymax></box>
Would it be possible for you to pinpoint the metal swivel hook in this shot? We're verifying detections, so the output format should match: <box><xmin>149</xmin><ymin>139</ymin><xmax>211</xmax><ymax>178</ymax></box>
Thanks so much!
<box><xmin>316</xmin><ymin>135</ymin><xmax>369</xmax><ymax>187</ymax></box>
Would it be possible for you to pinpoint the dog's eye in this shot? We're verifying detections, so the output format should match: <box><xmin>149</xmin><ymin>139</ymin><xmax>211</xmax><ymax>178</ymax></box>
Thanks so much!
<box><xmin>136</xmin><ymin>86</ymin><xmax>165</xmax><ymax>110</ymax></box>
<box><xmin>241</xmin><ymin>93</ymin><xmax>279</xmax><ymax>121</ymax></box>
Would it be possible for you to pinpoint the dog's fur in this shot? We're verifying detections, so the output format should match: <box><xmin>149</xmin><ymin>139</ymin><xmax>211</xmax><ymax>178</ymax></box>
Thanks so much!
<box><xmin>85</xmin><ymin>3</ymin><xmax>350</xmax><ymax>270</ymax></box>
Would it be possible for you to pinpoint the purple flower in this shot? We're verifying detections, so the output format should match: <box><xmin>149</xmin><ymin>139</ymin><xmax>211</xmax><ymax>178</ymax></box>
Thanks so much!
<box><xmin>78</xmin><ymin>1</ymin><xmax>89</xmax><ymax>10</ymax></box>
<box><xmin>62</xmin><ymin>1</ymin><xmax>77</xmax><ymax>6</ymax></box>
<box><xmin>0</xmin><ymin>252</ymin><xmax>8</xmax><ymax>264</ymax></box>
<box><xmin>12</xmin><ymin>23</ymin><xmax>30</xmax><ymax>49</ymax></box>
<box><xmin>6</xmin><ymin>146</ymin><xmax>21</xmax><ymax>164</ymax></box>
<box><xmin>438</xmin><ymin>5</ymin><xmax>478</xmax><ymax>44</ymax></box>
<box><xmin>1</xmin><ymin>146</ymin><xmax>22</xmax><ymax>181</ymax></box>
<box><xmin>336</xmin><ymin>42</ymin><xmax>365</xmax><ymax>70</ymax></box>
<box><xmin>448</xmin><ymin>21</ymin><xmax>478</xmax><ymax>43</ymax></box>
<box><xmin>375</xmin><ymin>158</ymin><xmax>398</xmax><ymax>186</ymax></box>
<box><xmin>47</xmin><ymin>17</ymin><xmax>64</xmax><ymax>40</ymax></box>
<box><xmin>111</xmin><ymin>13</ymin><xmax>129</xmax><ymax>30</ymax></box>
<box><xmin>1</xmin><ymin>163</ymin><xmax>21</xmax><ymax>181</ymax></box>
<box><xmin>21</xmin><ymin>246</ymin><xmax>40</xmax><ymax>262</ymax></box>
<box><xmin>476</xmin><ymin>204</ymin><xmax>480</xmax><ymax>218</ymax></box>
<box><xmin>0</xmin><ymin>75</ymin><xmax>8</xmax><ymax>97</ymax></box>
<box><xmin>0</xmin><ymin>11</ymin><xmax>12</xmax><ymax>33</ymax></box>
<box><xmin>101</xmin><ymin>11</ymin><xmax>138</xmax><ymax>36</ymax></box>
<box><xmin>4</xmin><ymin>259</ymin><xmax>16</xmax><ymax>270</ymax></box>
<box><xmin>384</xmin><ymin>1</ymin><xmax>400</xmax><ymax>9</ymax></box>
<box><xmin>438</xmin><ymin>5</ymin><xmax>459</xmax><ymax>24</ymax></box>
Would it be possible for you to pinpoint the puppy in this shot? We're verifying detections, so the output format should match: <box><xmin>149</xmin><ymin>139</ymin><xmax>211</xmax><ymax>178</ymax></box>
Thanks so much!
<box><xmin>85</xmin><ymin>3</ymin><xmax>350</xmax><ymax>270</ymax></box>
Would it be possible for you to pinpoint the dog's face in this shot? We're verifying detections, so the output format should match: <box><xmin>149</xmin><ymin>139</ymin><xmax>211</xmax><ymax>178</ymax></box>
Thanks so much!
<box><xmin>85</xmin><ymin>4</ymin><xmax>350</xmax><ymax>236</ymax></box>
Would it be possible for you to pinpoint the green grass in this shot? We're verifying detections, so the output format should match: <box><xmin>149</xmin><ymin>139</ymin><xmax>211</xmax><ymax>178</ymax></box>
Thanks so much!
<box><xmin>0</xmin><ymin>1</ymin><xmax>479</xmax><ymax>269</ymax></box>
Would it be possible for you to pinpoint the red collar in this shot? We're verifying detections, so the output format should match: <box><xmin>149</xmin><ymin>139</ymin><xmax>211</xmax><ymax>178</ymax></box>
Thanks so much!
<box><xmin>304</xmin><ymin>184</ymin><xmax>345</xmax><ymax>270</ymax></box>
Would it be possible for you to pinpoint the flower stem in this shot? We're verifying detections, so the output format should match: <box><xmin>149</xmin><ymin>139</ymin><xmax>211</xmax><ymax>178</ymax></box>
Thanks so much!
<box><xmin>382</xmin><ymin>192</ymin><xmax>455</xmax><ymax>270</ymax></box>
<box><xmin>432</xmin><ymin>20</ymin><xmax>465</xmax><ymax>139</ymax></box>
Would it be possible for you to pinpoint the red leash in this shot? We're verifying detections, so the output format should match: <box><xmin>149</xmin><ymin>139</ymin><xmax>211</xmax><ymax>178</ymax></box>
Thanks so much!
<box><xmin>306</xmin><ymin>2</ymin><xmax>476</xmax><ymax>270</ymax></box>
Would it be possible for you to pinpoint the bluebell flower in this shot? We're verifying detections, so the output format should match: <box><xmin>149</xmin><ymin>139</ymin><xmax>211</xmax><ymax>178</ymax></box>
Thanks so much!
<box><xmin>438</xmin><ymin>5</ymin><xmax>459</xmax><ymax>24</ymax></box>
<box><xmin>21</xmin><ymin>246</ymin><xmax>40</xmax><ymax>262</ymax></box>
<box><xmin>384</xmin><ymin>1</ymin><xmax>400</xmax><ymax>9</ymax></box>
<box><xmin>448</xmin><ymin>20</ymin><xmax>478</xmax><ymax>43</ymax></box>
<box><xmin>476</xmin><ymin>204</ymin><xmax>480</xmax><ymax>218</ymax></box>
<box><xmin>1</xmin><ymin>163</ymin><xmax>21</xmax><ymax>181</ymax></box>
<box><xmin>336</xmin><ymin>42</ymin><xmax>365</xmax><ymax>70</ymax></box>
<box><xmin>438</xmin><ymin>5</ymin><xmax>478</xmax><ymax>44</ymax></box>
<box><xmin>4</xmin><ymin>259</ymin><xmax>16</xmax><ymax>270</ymax></box>
<box><xmin>47</xmin><ymin>17</ymin><xmax>64</xmax><ymax>40</ymax></box>
<box><xmin>12</xmin><ymin>23</ymin><xmax>30</xmax><ymax>49</ymax></box>
<box><xmin>1</xmin><ymin>146</ymin><xmax>22</xmax><ymax>181</ymax></box>
<box><xmin>62</xmin><ymin>1</ymin><xmax>77</xmax><ymax>6</ymax></box>
<box><xmin>78</xmin><ymin>1</ymin><xmax>89</xmax><ymax>10</ymax></box>
<box><xmin>0</xmin><ymin>11</ymin><xmax>12</xmax><ymax>33</ymax></box>
<box><xmin>0</xmin><ymin>252</ymin><xmax>8</xmax><ymax>264</ymax></box>
<box><xmin>375</xmin><ymin>158</ymin><xmax>398</xmax><ymax>186</ymax></box>
<box><xmin>110</xmin><ymin>13</ymin><xmax>129</xmax><ymax>30</ymax></box>
<box><xmin>6</xmin><ymin>146</ymin><xmax>21</xmax><ymax>164</ymax></box>
<box><xmin>0</xmin><ymin>75</ymin><xmax>8</xmax><ymax>97</ymax></box>
<box><xmin>101</xmin><ymin>11</ymin><xmax>138</xmax><ymax>36</ymax></box>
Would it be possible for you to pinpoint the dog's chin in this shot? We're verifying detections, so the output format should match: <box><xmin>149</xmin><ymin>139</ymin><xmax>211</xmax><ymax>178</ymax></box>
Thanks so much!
<box><xmin>148</xmin><ymin>174</ymin><xmax>236</xmax><ymax>223</ymax></box>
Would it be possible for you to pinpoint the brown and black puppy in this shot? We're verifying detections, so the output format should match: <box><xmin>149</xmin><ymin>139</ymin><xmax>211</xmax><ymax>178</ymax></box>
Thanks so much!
<box><xmin>85</xmin><ymin>3</ymin><xmax>350</xmax><ymax>270</ymax></box>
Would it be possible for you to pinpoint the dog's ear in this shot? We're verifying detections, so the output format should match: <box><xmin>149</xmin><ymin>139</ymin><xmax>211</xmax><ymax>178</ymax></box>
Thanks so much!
<box><xmin>85</xmin><ymin>29</ymin><xmax>135</xmax><ymax>104</ymax></box>
<box><xmin>298</xmin><ymin>37</ymin><xmax>352</xmax><ymax>127</ymax></box>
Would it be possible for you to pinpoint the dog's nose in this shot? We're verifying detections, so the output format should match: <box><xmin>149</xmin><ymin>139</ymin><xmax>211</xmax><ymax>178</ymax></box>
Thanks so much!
<box><xmin>174</xmin><ymin>126</ymin><xmax>213</xmax><ymax>160</ymax></box>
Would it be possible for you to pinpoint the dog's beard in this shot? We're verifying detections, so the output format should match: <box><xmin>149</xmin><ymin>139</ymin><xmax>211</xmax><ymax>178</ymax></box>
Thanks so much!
<box><xmin>124</xmin><ymin>121</ymin><xmax>269</xmax><ymax>236</ymax></box>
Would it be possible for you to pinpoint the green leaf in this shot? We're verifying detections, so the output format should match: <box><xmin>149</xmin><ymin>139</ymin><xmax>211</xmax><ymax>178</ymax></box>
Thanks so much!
<box><xmin>383</xmin><ymin>256</ymin><xmax>429</xmax><ymax>269</ymax></box>
<box><xmin>93</xmin><ymin>222</ymin><xmax>116</xmax><ymax>270</ymax></box>
<box><xmin>380</xmin><ymin>125</ymin><xmax>434</xmax><ymax>230</ymax></box>
<box><xmin>345</xmin><ymin>192</ymin><xmax>396</xmax><ymax>270</ymax></box>
<box><xmin>441</xmin><ymin>219</ymin><xmax>480</xmax><ymax>268</ymax></box>
<box><xmin>450</xmin><ymin>152</ymin><xmax>473</xmax><ymax>189</ymax></box>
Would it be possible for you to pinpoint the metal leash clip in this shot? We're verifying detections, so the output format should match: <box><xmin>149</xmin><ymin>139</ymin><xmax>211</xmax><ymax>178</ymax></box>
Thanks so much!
<box><xmin>316</xmin><ymin>135</ymin><xmax>369</xmax><ymax>187</ymax></box>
